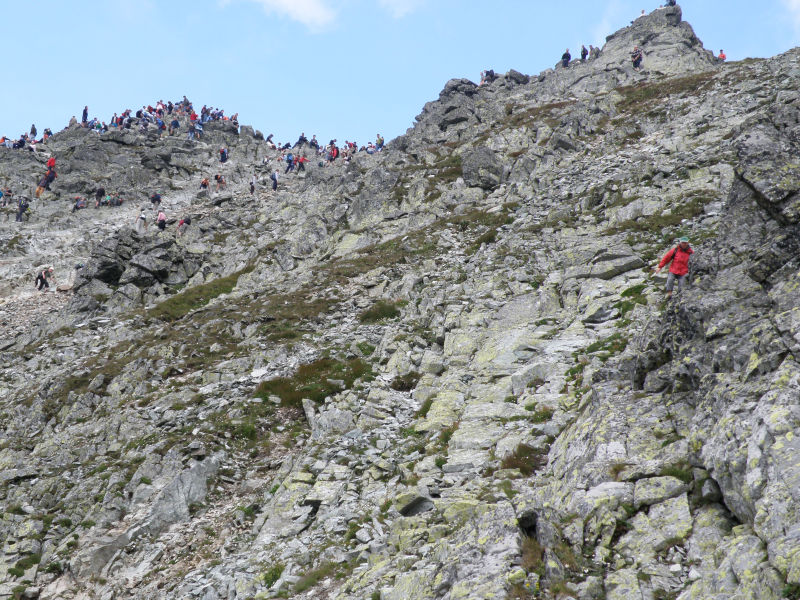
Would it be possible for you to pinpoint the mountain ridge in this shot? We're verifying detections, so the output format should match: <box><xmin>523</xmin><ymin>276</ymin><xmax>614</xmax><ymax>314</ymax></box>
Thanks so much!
<box><xmin>1</xmin><ymin>6</ymin><xmax>799</xmax><ymax>600</ymax></box>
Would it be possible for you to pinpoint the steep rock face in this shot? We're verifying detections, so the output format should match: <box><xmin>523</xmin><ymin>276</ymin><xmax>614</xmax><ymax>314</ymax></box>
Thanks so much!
<box><xmin>1</xmin><ymin>8</ymin><xmax>800</xmax><ymax>600</ymax></box>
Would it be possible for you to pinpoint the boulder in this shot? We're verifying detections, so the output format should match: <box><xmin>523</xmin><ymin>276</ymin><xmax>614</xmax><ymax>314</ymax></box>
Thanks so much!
<box><xmin>462</xmin><ymin>147</ymin><xmax>503</xmax><ymax>190</ymax></box>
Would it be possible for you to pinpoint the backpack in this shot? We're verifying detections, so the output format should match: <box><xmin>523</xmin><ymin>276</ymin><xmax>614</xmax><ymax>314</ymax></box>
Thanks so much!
<box><xmin>286</xmin><ymin>153</ymin><xmax>293</xmax><ymax>163</ymax></box>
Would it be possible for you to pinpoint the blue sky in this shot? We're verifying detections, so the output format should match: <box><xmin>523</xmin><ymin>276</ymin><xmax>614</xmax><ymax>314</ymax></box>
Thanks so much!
<box><xmin>1</xmin><ymin>0</ymin><xmax>798</xmax><ymax>147</ymax></box>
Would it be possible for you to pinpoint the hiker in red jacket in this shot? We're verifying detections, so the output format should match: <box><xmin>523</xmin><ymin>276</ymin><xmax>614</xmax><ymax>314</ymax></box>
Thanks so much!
<box><xmin>654</xmin><ymin>236</ymin><xmax>693</xmax><ymax>297</ymax></box>
<box><xmin>46</xmin><ymin>156</ymin><xmax>56</xmax><ymax>170</ymax></box>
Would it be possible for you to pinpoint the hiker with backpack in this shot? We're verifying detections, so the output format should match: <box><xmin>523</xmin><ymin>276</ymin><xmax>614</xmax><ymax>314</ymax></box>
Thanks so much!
<box><xmin>220</xmin><ymin>148</ymin><xmax>228</xmax><ymax>163</ymax></box>
<box><xmin>214</xmin><ymin>174</ymin><xmax>226</xmax><ymax>191</ymax></box>
<box><xmin>631</xmin><ymin>46</ymin><xmax>644</xmax><ymax>71</ymax></box>
<box><xmin>285</xmin><ymin>152</ymin><xmax>295</xmax><ymax>174</ymax></box>
<box><xmin>654</xmin><ymin>237</ymin><xmax>693</xmax><ymax>298</ymax></box>
<box><xmin>35</xmin><ymin>267</ymin><xmax>54</xmax><ymax>291</ymax></box>
<box><xmin>134</xmin><ymin>207</ymin><xmax>148</xmax><ymax>232</ymax></box>
<box><xmin>150</xmin><ymin>192</ymin><xmax>162</xmax><ymax>209</ymax></box>
<box><xmin>270</xmin><ymin>170</ymin><xmax>278</xmax><ymax>191</ymax></box>
<box><xmin>16</xmin><ymin>196</ymin><xmax>29</xmax><ymax>222</ymax></box>
<box><xmin>561</xmin><ymin>49</ymin><xmax>571</xmax><ymax>68</ymax></box>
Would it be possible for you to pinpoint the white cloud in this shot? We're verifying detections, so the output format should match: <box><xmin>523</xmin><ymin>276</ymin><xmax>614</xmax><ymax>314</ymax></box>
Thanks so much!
<box><xmin>783</xmin><ymin>0</ymin><xmax>800</xmax><ymax>28</ymax></box>
<box><xmin>591</xmin><ymin>0</ymin><xmax>623</xmax><ymax>47</ymax></box>
<box><xmin>221</xmin><ymin>0</ymin><xmax>336</xmax><ymax>30</ymax></box>
<box><xmin>378</xmin><ymin>0</ymin><xmax>426</xmax><ymax>18</ymax></box>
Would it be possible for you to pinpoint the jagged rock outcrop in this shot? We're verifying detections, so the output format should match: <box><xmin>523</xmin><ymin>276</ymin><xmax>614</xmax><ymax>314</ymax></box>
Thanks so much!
<box><xmin>1</xmin><ymin>6</ymin><xmax>799</xmax><ymax>600</ymax></box>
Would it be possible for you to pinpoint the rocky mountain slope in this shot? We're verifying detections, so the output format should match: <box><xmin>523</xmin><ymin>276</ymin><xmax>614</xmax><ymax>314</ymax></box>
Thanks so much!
<box><xmin>1</xmin><ymin>6</ymin><xmax>799</xmax><ymax>600</ymax></box>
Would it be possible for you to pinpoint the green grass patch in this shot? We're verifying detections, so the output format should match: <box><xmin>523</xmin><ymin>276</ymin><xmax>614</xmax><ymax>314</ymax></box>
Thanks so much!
<box><xmin>294</xmin><ymin>562</ymin><xmax>337</xmax><ymax>593</ymax></box>
<box><xmin>501</xmin><ymin>444</ymin><xmax>548</xmax><ymax>477</ymax></box>
<box><xmin>466</xmin><ymin>228</ymin><xmax>498</xmax><ymax>255</ymax></box>
<box><xmin>148</xmin><ymin>265</ymin><xmax>254</xmax><ymax>322</ymax></box>
<box><xmin>356</xmin><ymin>341</ymin><xmax>376</xmax><ymax>356</ymax></box>
<box><xmin>521</xmin><ymin>535</ymin><xmax>544</xmax><ymax>574</ymax></box>
<box><xmin>661</xmin><ymin>465</ymin><xmax>693</xmax><ymax>484</ymax></box>
<box><xmin>359</xmin><ymin>299</ymin><xmax>405</xmax><ymax>323</ymax></box>
<box><xmin>615</xmin><ymin>72</ymin><xmax>715</xmax><ymax>113</ymax></box>
<box><xmin>416</xmin><ymin>397</ymin><xmax>434</xmax><ymax>419</ymax></box>
<box><xmin>585</xmin><ymin>332</ymin><xmax>628</xmax><ymax>355</ymax></box>
<box><xmin>390</xmin><ymin>371</ymin><xmax>421</xmax><ymax>392</ymax></box>
<box><xmin>254</xmin><ymin>357</ymin><xmax>372</xmax><ymax>409</ymax></box>
<box><xmin>528</xmin><ymin>407</ymin><xmax>554</xmax><ymax>424</ymax></box>
<box><xmin>783</xmin><ymin>583</ymin><xmax>800</xmax><ymax>600</ymax></box>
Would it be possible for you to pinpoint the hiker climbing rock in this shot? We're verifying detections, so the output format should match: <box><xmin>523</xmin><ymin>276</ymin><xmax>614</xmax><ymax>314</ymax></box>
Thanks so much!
<box><xmin>35</xmin><ymin>267</ymin><xmax>54</xmax><ymax>291</ymax></box>
<box><xmin>654</xmin><ymin>236</ymin><xmax>693</xmax><ymax>297</ymax></box>
<box><xmin>156</xmin><ymin>210</ymin><xmax>167</xmax><ymax>231</ymax></box>
<box><xmin>220</xmin><ymin>148</ymin><xmax>228</xmax><ymax>163</ymax></box>
<box><xmin>150</xmin><ymin>192</ymin><xmax>161</xmax><ymax>209</ymax></box>
<box><xmin>270</xmin><ymin>170</ymin><xmax>278</xmax><ymax>191</ymax></box>
<box><xmin>631</xmin><ymin>46</ymin><xmax>644</xmax><ymax>71</ymax></box>
<box><xmin>135</xmin><ymin>207</ymin><xmax>148</xmax><ymax>232</ymax></box>
<box><xmin>214</xmin><ymin>174</ymin><xmax>226</xmax><ymax>191</ymax></box>
<box><xmin>16</xmin><ymin>196</ymin><xmax>29</xmax><ymax>222</ymax></box>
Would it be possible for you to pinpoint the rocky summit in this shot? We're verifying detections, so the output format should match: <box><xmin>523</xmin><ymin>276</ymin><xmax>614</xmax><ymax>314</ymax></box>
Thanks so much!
<box><xmin>2</xmin><ymin>6</ymin><xmax>800</xmax><ymax>600</ymax></box>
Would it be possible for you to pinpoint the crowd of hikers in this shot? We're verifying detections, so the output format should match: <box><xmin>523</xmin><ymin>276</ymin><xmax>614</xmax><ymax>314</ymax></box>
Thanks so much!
<box><xmin>6</xmin><ymin>5</ymin><xmax>709</xmax><ymax>298</ymax></box>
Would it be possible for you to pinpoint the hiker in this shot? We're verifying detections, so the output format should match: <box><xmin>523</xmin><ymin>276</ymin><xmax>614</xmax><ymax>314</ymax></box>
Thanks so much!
<box><xmin>561</xmin><ymin>49</ymin><xmax>571</xmax><ymax>68</ymax></box>
<box><xmin>376</xmin><ymin>134</ymin><xmax>384</xmax><ymax>151</ymax></box>
<box><xmin>220</xmin><ymin>148</ymin><xmax>228</xmax><ymax>163</ymax></box>
<box><xmin>214</xmin><ymin>174</ymin><xmax>226</xmax><ymax>191</ymax></box>
<box><xmin>187</xmin><ymin>122</ymin><xmax>196</xmax><ymax>140</ymax></box>
<box><xmin>654</xmin><ymin>237</ymin><xmax>693</xmax><ymax>297</ymax></box>
<box><xmin>581</xmin><ymin>45</ymin><xmax>588</xmax><ymax>62</ymax></box>
<box><xmin>16</xmin><ymin>196</ymin><xmax>29</xmax><ymax>222</ymax></box>
<box><xmin>480</xmin><ymin>69</ymin><xmax>497</xmax><ymax>85</ymax></box>
<box><xmin>200</xmin><ymin>177</ymin><xmax>210</xmax><ymax>191</ymax></box>
<box><xmin>169</xmin><ymin>118</ymin><xmax>180</xmax><ymax>135</ymax></box>
<box><xmin>250</xmin><ymin>174</ymin><xmax>257</xmax><ymax>194</ymax></box>
<box><xmin>35</xmin><ymin>267</ymin><xmax>54</xmax><ymax>291</ymax></box>
<box><xmin>177</xmin><ymin>216</ymin><xmax>191</xmax><ymax>237</ymax></box>
<box><xmin>72</xmin><ymin>196</ymin><xmax>87</xmax><ymax>213</ymax></box>
<box><xmin>30</xmin><ymin>124</ymin><xmax>37</xmax><ymax>138</ymax></box>
<box><xmin>285</xmin><ymin>152</ymin><xmax>295</xmax><ymax>174</ymax></box>
<box><xmin>294</xmin><ymin>133</ymin><xmax>308</xmax><ymax>148</ymax></box>
<box><xmin>718</xmin><ymin>49</ymin><xmax>726</xmax><ymax>61</ymax></box>
<box><xmin>665</xmin><ymin>0</ymin><xmax>676</xmax><ymax>6</ymax></box>
<box><xmin>310</xmin><ymin>135</ymin><xmax>319</xmax><ymax>150</ymax></box>
<box><xmin>296</xmin><ymin>155</ymin><xmax>309</xmax><ymax>172</ymax></box>
<box><xmin>270</xmin><ymin>170</ymin><xmax>278</xmax><ymax>191</ymax></box>
<box><xmin>150</xmin><ymin>192</ymin><xmax>161</xmax><ymax>209</ymax></box>
<box><xmin>135</xmin><ymin>207</ymin><xmax>148</xmax><ymax>232</ymax></box>
<box><xmin>631</xmin><ymin>46</ymin><xmax>644</xmax><ymax>71</ymax></box>
<box><xmin>156</xmin><ymin>210</ymin><xmax>167</xmax><ymax>231</ymax></box>
<box><xmin>82</xmin><ymin>106</ymin><xmax>88</xmax><ymax>126</ymax></box>
<box><xmin>94</xmin><ymin>186</ymin><xmax>105</xmax><ymax>206</ymax></box>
